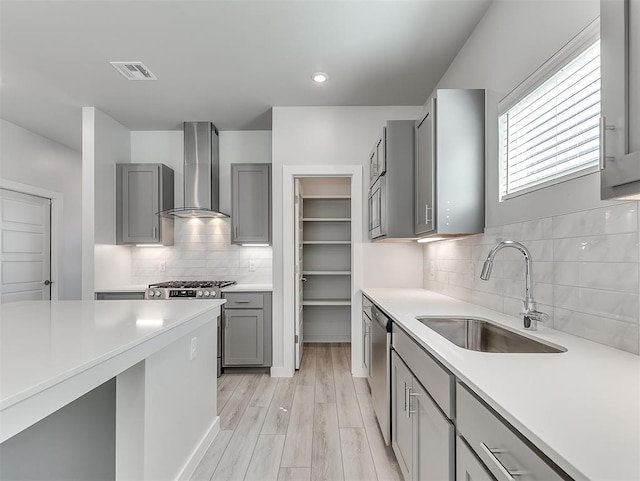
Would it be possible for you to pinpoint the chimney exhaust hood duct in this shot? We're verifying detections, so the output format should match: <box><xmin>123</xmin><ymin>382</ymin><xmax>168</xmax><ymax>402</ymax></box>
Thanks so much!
<box><xmin>160</xmin><ymin>122</ymin><xmax>229</xmax><ymax>218</ymax></box>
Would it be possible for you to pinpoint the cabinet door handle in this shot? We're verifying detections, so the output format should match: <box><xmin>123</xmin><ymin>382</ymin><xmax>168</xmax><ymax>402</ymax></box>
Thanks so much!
<box><xmin>403</xmin><ymin>382</ymin><xmax>409</xmax><ymax>415</ymax></box>
<box><xmin>153</xmin><ymin>226</ymin><xmax>157</xmax><ymax>239</ymax></box>
<box><xmin>480</xmin><ymin>443</ymin><xmax>524</xmax><ymax>481</ymax></box>
<box><xmin>425</xmin><ymin>204</ymin><xmax>433</xmax><ymax>224</ymax></box>
<box><xmin>407</xmin><ymin>387</ymin><xmax>418</xmax><ymax>417</ymax></box>
<box><xmin>234</xmin><ymin>300</ymin><xmax>250</xmax><ymax>304</ymax></box>
<box><xmin>234</xmin><ymin>226</ymin><xmax>238</xmax><ymax>238</ymax></box>
<box><xmin>599</xmin><ymin>116</ymin><xmax>615</xmax><ymax>170</ymax></box>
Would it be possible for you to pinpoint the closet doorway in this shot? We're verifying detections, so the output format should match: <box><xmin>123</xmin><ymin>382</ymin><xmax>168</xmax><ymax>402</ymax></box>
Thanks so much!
<box><xmin>294</xmin><ymin>177</ymin><xmax>352</xmax><ymax>369</ymax></box>
<box><xmin>282</xmin><ymin>165</ymin><xmax>364</xmax><ymax>378</ymax></box>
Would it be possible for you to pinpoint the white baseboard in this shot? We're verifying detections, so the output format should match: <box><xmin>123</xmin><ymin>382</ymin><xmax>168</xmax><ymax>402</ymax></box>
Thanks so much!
<box><xmin>270</xmin><ymin>365</ymin><xmax>294</xmax><ymax>377</ymax></box>
<box><xmin>177</xmin><ymin>416</ymin><xmax>220</xmax><ymax>481</ymax></box>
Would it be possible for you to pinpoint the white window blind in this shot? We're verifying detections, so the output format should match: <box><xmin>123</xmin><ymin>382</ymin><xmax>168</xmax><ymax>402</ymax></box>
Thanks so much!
<box><xmin>499</xmin><ymin>40</ymin><xmax>601</xmax><ymax>199</ymax></box>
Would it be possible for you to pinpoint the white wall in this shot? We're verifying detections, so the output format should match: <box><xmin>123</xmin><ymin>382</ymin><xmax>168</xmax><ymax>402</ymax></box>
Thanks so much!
<box><xmin>82</xmin><ymin>107</ymin><xmax>132</xmax><ymax>296</ymax></box>
<box><xmin>430</xmin><ymin>0</ymin><xmax>602</xmax><ymax>227</ymax></box>
<box><xmin>272</xmin><ymin>106</ymin><xmax>424</xmax><ymax>375</ymax></box>
<box><xmin>0</xmin><ymin>119</ymin><xmax>82</xmax><ymax>300</ymax></box>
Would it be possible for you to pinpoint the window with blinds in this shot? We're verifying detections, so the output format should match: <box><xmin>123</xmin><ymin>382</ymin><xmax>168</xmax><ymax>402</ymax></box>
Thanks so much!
<box><xmin>499</xmin><ymin>40</ymin><xmax>600</xmax><ymax>199</ymax></box>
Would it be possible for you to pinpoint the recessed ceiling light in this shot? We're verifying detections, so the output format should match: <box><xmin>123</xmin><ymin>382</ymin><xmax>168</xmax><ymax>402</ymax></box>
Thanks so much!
<box><xmin>312</xmin><ymin>72</ymin><xmax>328</xmax><ymax>83</ymax></box>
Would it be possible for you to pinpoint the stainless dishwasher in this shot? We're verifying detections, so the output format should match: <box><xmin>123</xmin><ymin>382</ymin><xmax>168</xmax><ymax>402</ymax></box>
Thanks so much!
<box><xmin>370</xmin><ymin>304</ymin><xmax>392</xmax><ymax>445</ymax></box>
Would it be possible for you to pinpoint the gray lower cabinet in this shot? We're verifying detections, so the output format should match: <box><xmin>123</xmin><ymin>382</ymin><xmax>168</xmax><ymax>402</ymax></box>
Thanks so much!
<box><xmin>383</xmin><ymin>311</ymin><xmax>570</xmax><ymax>481</ymax></box>
<box><xmin>222</xmin><ymin>292</ymin><xmax>272</xmax><ymax>367</ymax></box>
<box><xmin>231</xmin><ymin>163</ymin><xmax>271</xmax><ymax>245</ymax></box>
<box><xmin>456</xmin><ymin>436</ymin><xmax>494</xmax><ymax>481</ymax></box>
<box><xmin>116</xmin><ymin>163</ymin><xmax>174</xmax><ymax>245</ymax></box>
<box><xmin>456</xmin><ymin>383</ymin><xmax>566</xmax><ymax>481</ymax></box>
<box><xmin>391</xmin><ymin>350</ymin><xmax>455</xmax><ymax>481</ymax></box>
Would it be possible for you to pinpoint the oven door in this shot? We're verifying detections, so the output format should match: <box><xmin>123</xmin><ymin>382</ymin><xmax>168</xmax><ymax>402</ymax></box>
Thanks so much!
<box><xmin>368</xmin><ymin>176</ymin><xmax>386</xmax><ymax>240</ymax></box>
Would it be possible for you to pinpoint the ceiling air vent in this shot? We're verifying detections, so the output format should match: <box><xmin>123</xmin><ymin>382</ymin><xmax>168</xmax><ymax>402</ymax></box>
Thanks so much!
<box><xmin>110</xmin><ymin>62</ymin><xmax>157</xmax><ymax>81</ymax></box>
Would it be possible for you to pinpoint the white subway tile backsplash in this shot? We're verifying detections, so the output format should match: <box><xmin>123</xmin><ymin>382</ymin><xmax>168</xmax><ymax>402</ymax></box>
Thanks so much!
<box><xmin>578</xmin><ymin>263</ymin><xmax>638</xmax><ymax>293</ymax></box>
<box><xmin>470</xmin><ymin>290</ymin><xmax>503</xmax><ymax>312</ymax></box>
<box><xmin>552</xmin><ymin>202</ymin><xmax>638</xmax><ymax>238</ymax></box>
<box><xmin>423</xmin><ymin>201</ymin><xmax>640</xmax><ymax>354</ymax></box>
<box><xmin>131</xmin><ymin>218</ymin><xmax>272</xmax><ymax>286</ymax></box>
<box><xmin>553</xmin><ymin>307</ymin><xmax>639</xmax><ymax>354</ymax></box>
<box><xmin>553</xmin><ymin>233</ymin><xmax>638</xmax><ymax>263</ymax></box>
<box><xmin>553</xmin><ymin>285</ymin><xmax>638</xmax><ymax>323</ymax></box>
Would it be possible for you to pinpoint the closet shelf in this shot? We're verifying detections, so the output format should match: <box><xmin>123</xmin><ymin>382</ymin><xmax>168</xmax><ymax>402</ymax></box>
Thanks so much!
<box><xmin>302</xmin><ymin>195</ymin><xmax>351</xmax><ymax>199</ymax></box>
<box><xmin>302</xmin><ymin>218</ymin><xmax>351</xmax><ymax>222</ymax></box>
<box><xmin>302</xmin><ymin>299</ymin><xmax>351</xmax><ymax>306</ymax></box>
<box><xmin>302</xmin><ymin>240</ymin><xmax>350</xmax><ymax>245</ymax></box>
<box><xmin>302</xmin><ymin>270</ymin><xmax>351</xmax><ymax>276</ymax></box>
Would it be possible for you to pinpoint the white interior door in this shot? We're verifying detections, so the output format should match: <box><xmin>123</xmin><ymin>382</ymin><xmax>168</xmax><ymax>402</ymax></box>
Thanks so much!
<box><xmin>294</xmin><ymin>179</ymin><xmax>304</xmax><ymax>369</ymax></box>
<box><xmin>0</xmin><ymin>189</ymin><xmax>52</xmax><ymax>303</ymax></box>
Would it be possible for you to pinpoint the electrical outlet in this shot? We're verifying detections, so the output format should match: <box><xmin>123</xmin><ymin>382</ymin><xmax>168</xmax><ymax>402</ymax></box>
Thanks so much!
<box><xmin>249</xmin><ymin>260</ymin><xmax>256</xmax><ymax>272</ymax></box>
<box><xmin>190</xmin><ymin>337</ymin><xmax>197</xmax><ymax>360</ymax></box>
<box><xmin>160</xmin><ymin>261</ymin><xmax>166</xmax><ymax>272</ymax></box>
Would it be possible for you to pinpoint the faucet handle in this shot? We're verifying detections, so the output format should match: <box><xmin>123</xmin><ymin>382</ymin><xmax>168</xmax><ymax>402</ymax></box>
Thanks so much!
<box><xmin>519</xmin><ymin>309</ymin><xmax>548</xmax><ymax>330</ymax></box>
<box><xmin>526</xmin><ymin>310</ymin><xmax>548</xmax><ymax>321</ymax></box>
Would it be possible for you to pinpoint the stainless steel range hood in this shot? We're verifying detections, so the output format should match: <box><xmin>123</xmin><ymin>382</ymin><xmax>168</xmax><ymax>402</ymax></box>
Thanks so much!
<box><xmin>160</xmin><ymin>121</ymin><xmax>229</xmax><ymax>218</ymax></box>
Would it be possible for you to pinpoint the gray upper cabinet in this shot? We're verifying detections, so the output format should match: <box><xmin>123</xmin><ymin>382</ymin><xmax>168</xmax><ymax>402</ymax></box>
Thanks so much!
<box><xmin>600</xmin><ymin>0</ymin><xmax>640</xmax><ymax>199</ymax></box>
<box><xmin>369</xmin><ymin>134</ymin><xmax>385</xmax><ymax>186</ymax></box>
<box><xmin>116</xmin><ymin>163</ymin><xmax>174</xmax><ymax>245</ymax></box>
<box><xmin>368</xmin><ymin>120</ymin><xmax>416</xmax><ymax>241</ymax></box>
<box><xmin>231</xmin><ymin>163</ymin><xmax>271</xmax><ymax>245</ymax></box>
<box><xmin>415</xmin><ymin>108</ymin><xmax>435</xmax><ymax>234</ymax></box>
<box><xmin>415</xmin><ymin>90</ymin><xmax>485</xmax><ymax>238</ymax></box>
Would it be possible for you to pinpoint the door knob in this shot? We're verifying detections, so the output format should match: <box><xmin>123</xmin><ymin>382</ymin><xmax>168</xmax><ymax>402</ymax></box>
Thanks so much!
<box><xmin>43</xmin><ymin>280</ymin><xmax>52</xmax><ymax>286</ymax></box>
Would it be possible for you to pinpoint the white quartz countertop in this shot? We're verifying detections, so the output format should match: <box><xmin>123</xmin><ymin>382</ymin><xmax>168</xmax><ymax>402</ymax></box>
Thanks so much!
<box><xmin>0</xmin><ymin>299</ymin><xmax>224</xmax><ymax>442</ymax></box>
<box><xmin>222</xmin><ymin>284</ymin><xmax>273</xmax><ymax>292</ymax></box>
<box><xmin>362</xmin><ymin>288</ymin><xmax>640</xmax><ymax>481</ymax></box>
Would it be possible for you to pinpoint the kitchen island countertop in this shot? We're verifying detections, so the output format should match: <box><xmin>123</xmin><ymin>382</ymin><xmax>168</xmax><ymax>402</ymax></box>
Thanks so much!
<box><xmin>362</xmin><ymin>287</ymin><xmax>640</xmax><ymax>481</ymax></box>
<box><xmin>0</xmin><ymin>299</ymin><xmax>224</xmax><ymax>443</ymax></box>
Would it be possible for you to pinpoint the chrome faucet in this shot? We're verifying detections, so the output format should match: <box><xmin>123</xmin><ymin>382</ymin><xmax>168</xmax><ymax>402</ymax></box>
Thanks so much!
<box><xmin>480</xmin><ymin>240</ymin><xmax>547</xmax><ymax>330</ymax></box>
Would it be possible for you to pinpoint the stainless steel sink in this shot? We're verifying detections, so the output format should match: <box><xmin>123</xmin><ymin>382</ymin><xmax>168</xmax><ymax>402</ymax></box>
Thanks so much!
<box><xmin>417</xmin><ymin>317</ymin><xmax>566</xmax><ymax>353</ymax></box>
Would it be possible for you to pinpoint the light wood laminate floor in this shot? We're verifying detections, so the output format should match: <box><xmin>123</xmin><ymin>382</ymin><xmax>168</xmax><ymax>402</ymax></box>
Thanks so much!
<box><xmin>191</xmin><ymin>343</ymin><xmax>402</xmax><ymax>481</ymax></box>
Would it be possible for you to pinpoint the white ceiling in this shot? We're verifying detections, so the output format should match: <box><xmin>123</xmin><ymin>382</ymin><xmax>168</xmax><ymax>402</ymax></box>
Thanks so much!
<box><xmin>0</xmin><ymin>0</ymin><xmax>492</xmax><ymax>151</ymax></box>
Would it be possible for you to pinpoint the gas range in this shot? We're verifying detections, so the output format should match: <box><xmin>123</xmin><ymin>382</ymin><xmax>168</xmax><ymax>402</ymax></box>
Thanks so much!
<box><xmin>144</xmin><ymin>280</ymin><xmax>237</xmax><ymax>300</ymax></box>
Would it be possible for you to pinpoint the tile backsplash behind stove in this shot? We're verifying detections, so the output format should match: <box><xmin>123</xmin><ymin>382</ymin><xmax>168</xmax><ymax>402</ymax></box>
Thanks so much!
<box><xmin>423</xmin><ymin>202</ymin><xmax>640</xmax><ymax>355</ymax></box>
<box><xmin>131</xmin><ymin>218</ymin><xmax>272</xmax><ymax>286</ymax></box>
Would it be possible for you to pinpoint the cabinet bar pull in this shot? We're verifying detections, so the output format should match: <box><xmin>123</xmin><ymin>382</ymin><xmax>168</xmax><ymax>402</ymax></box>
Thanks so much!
<box><xmin>599</xmin><ymin>116</ymin><xmax>615</xmax><ymax>170</ymax></box>
<box><xmin>153</xmin><ymin>226</ymin><xmax>157</xmax><ymax>239</ymax></box>
<box><xmin>403</xmin><ymin>382</ymin><xmax>409</xmax><ymax>415</ymax></box>
<box><xmin>407</xmin><ymin>387</ymin><xmax>418</xmax><ymax>417</ymax></box>
<box><xmin>480</xmin><ymin>443</ymin><xmax>522</xmax><ymax>481</ymax></box>
<box><xmin>234</xmin><ymin>300</ymin><xmax>250</xmax><ymax>304</ymax></box>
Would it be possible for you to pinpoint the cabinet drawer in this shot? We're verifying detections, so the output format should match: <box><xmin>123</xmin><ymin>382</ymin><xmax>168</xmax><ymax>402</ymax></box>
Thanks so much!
<box><xmin>223</xmin><ymin>293</ymin><xmax>264</xmax><ymax>309</ymax></box>
<box><xmin>456</xmin><ymin>436</ymin><xmax>494</xmax><ymax>481</ymax></box>
<box><xmin>457</xmin><ymin>383</ymin><xmax>568</xmax><ymax>481</ymax></box>
<box><xmin>392</xmin><ymin>323</ymin><xmax>454</xmax><ymax>419</ymax></box>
